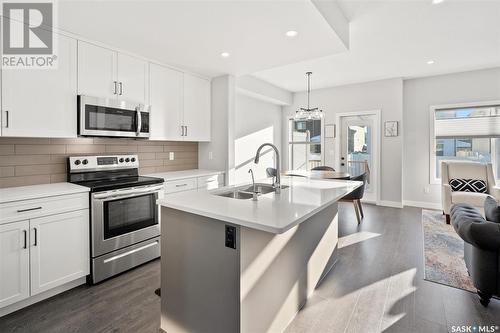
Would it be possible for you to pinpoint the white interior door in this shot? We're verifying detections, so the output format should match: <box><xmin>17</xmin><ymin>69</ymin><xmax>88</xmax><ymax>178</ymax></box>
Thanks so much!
<box><xmin>339</xmin><ymin>114</ymin><xmax>379</xmax><ymax>202</ymax></box>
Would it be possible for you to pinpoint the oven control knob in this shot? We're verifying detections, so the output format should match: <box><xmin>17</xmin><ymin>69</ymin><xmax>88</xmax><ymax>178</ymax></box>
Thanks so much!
<box><xmin>131</xmin><ymin>157</ymin><xmax>136</xmax><ymax>162</ymax></box>
<box><xmin>82</xmin><ymin>159</ymin><xmax>88</xmax><ymax>165</ymax></box>
<box><xmin>119</xmin><ymin>158</ymin><xmax>124</xmax><ymax>163</ymax></box>
<box><xmin>125</xmin><ymin>158</ymin><xmax>130</xmax><ymax>162</ymax></box>
<box><xmin>74</xmin><ymin>160</ymin><xmax>81</xmax><ymax>165</ymax></box>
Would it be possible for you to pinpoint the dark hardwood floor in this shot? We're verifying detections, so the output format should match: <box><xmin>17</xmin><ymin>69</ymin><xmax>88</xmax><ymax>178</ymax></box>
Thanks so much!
<box><xmin>286</xmin><ymin>204</ymin><xmax>500</xmax><ymax>333</ymax></box>
<box><xmin>1</xmin><ymin>203</ymin><xmax>499</xmax><ymax>333</ymax></box>
<box><xmin>0</xmin><ymin>258</ymin><xmax>161</xmax><ymax>333</ymax></box>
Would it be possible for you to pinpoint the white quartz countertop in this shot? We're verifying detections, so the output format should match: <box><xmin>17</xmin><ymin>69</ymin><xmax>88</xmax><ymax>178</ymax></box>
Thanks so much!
<box><xmin>144</xmin><ymin>169</ymin><xmax>223</xmax><ymax>181</ymax></box>
<box><xmin>0</xmin><ymin>182</ymin><xmax>90</xmax><ymax>204</ymax></box>
<box><xmin>157</xmin><ymin>176</ymin><xmax>361</xmax><ymax>234</ymax></box>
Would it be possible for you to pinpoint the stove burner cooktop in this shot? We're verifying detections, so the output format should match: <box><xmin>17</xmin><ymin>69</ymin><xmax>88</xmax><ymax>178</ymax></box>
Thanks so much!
<box><xmin>75</xmin><ymin>175</ymin><xmax>164</xmax><ymax>192</ymax></box>
<box><xmin>67</xmin><ymin>154</ymin><xmax>164</xmax><ymax>192</ymax></box>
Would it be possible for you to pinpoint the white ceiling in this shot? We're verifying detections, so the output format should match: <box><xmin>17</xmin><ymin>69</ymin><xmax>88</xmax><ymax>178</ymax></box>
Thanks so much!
<box><xmin>57</xmin><ymin>0</ymin><xmax>347</xmax><ymax>77</ymax></box>
<box><xmin>253</xmin><ymin>0</ymin><xmax>500</xmax><ymax>92</ymax></box>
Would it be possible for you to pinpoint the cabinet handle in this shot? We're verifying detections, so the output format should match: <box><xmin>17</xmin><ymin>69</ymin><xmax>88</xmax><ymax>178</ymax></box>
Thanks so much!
<box><xmin>119</xmin><ymin>82</ymin><xmax>123</xmax><ymax>95</ymax></box>
<box><xmin>180</xmin><ymin>126</ymin><xmax>184</xmax><ymax>136</ymax></box>
<box><xmin>185</xmin><ymin>126</ymin><xmax>188</xmax><ymax>136</ymax></box>
<box><xmin>175</xmin><ymin>184</ymin><xmax>188</xmax><ymax>187</ymax></box>
<box><xmin>33</xmin><ymin>227</ymin><xmax>38</xmax><ymax>246</ymax></box>
<box><xmin>113</xmin><ymin>81</ymin><xmax>118</xmax><ymax>95</ymax></box>
<box><xmin>23</xmin><ymin>230</ymin><xmax>27</xmax><ymax>249</ymax></box>
<box><xmin>4</xmin><ymin>110</ymin><xmax>9</xmax><ymax>128</ymax></box>
<box><xmin>17</xmin><ymin>206</ymin><xmax>42</xmax><ymax>213</ymax></box>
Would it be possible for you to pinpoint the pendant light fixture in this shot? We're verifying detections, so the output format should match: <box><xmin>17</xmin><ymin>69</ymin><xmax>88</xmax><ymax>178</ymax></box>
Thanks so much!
<box><xmin>294</xmin><ymin>71</ymin><xmax>323</xmax><ymax>120</ymax></box>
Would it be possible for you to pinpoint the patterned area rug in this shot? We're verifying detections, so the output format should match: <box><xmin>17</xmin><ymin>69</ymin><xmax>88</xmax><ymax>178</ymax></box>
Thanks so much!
<box><xmin>422</xmin><ymin>209</ymin><xmax>475</xmax><ymax>293</ymax></box>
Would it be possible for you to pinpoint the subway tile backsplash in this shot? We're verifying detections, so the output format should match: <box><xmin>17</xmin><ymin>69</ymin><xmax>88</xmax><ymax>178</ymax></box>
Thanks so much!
<box><xmin>0</xmin><ymin>137</ymin><xmax>198</xmax><ymax>188</ymax></box>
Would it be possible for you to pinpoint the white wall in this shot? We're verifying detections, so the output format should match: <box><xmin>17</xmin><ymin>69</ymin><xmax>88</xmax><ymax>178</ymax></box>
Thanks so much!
<box><xmin>236</xmin><ymin>75</ymin><xmax>293</xmax><ymax>106</ymax></box>
<box><xmin>199</xmin><ymin>75</ymin><xmax>235</xmax><ymax>178</ymax></box>
<box><xmin>234</xmin><ymin>94</ymin><xmax>282</xmax><ymax>185</ymax></box>
<box><xmin>283</xmin><ymin>78</ymin><xmax>404</xmax><ymax>205</ymax></box>
<box><xmin>200</xmin><ymin>75</ymin><xmax>286</xmax><ymax>186</ymax></box>
<box><xmin>403</xmin><ymin>67</ymin><xmax>500</xmax><ymax>207</ymax></box>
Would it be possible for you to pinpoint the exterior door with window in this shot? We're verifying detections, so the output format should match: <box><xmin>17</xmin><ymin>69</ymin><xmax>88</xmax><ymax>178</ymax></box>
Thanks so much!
<box><xmin>339</xmin><ymin>115</ymin><xmax>378</xmax><ymax>202</ymax></box>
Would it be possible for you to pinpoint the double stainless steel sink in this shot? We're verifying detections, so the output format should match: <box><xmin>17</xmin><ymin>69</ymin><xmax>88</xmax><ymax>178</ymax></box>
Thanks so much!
<box><xmin>214</xmin><ymin>183</ymin><xmax>289</xmax><ymax>200</ymax></box>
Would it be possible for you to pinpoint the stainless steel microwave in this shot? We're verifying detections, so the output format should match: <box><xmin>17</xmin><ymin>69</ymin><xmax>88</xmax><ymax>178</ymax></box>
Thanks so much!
<box><xmin>78</xmin><ymin>95</ymin><xmax>150</xmax><ymax>138</ymax></box>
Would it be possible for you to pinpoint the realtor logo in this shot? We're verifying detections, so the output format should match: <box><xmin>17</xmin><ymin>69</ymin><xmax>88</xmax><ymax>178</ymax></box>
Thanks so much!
<box><xmin>2</xmin><ymin>1</ymin><xmax>57</xmax><ymax>68</ymax></box>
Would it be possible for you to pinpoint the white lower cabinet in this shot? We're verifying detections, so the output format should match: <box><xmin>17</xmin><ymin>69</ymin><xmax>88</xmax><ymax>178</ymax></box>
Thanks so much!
<box><xmin>30</xmin><ymin>210</ymin><xmax>89</xmax><ymax>296</ymax></box>
<box><xmin>0</xmin><ymin>220</ymin><xmax>30</xmax><ymax>308</ymax></box>
<box><xmin>0</xmin><ymin>191</ymin><xmax>89</xmax><ymax>313</ymax></box>
<box><xmin>163</xmin><ymin>173</ymin><xmax>224</xmax><ymax>195</ymax></box>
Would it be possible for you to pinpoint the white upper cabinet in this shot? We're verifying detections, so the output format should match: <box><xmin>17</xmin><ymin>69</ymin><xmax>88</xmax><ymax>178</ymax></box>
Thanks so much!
<box><xmin>0</xmin><ymin>29</ymin><xmax>209</xmax><ymax>140</ymax></box>
<box><xmin>149</xmin><ymin>64</ymin><xmax>184</xmax><ymax>140</ymax></box>
<box><xmin>0</xmin><ymin>220</ymin><xmax>30</xmax><ymax>308</ymax></box>
<box><xmin>117</xmin><ymin>53</ymin><xmax>148</xmax><ymax>104</ymax></box>
<box><xmin>77</xmin><ymin>41</ymin><xmax>117</xmax><ymax>99</ymax></box>
<box><xmin>77</xmin><ymin>41</ymin><xmax>148</xmax><ymax>104</ymax></box>
<box><xmin>184</xmin><ymin>74</ymin><xmax>211</xmax><ymax>141</ymax></box>
<box><xmin>1</xmin><ymin>34</ymin><xmax>77</xmax><ymax>138</ymax></box>
<box><xmin>183</xmin><ymin>74</ymin><xmax>211</xmax><ymax>142</ymax></box>
<box><xmin>149</xmin><ymin>67</ymin><xmax>211</xmax><ymax>142</ymax></box>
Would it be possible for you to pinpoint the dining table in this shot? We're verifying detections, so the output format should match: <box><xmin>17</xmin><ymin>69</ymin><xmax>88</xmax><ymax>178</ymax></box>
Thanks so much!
<box><xmin>284</xmin><ymin>170</ymin><xmax>351</xmax><ymax>180</ymax></box>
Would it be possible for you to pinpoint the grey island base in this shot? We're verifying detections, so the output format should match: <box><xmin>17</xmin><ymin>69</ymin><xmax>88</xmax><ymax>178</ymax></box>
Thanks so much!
<box><xmin>158</xmin><ymin>177</ymin><xmax>361</xmax><ymax>333</ymax></box>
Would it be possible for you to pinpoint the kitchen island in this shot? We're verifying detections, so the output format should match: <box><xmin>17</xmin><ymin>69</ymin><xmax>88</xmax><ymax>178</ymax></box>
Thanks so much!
<box><xmin>157</xmin><ymin>176</ymin><xmax>361</xmax><ymax>333</ymax></box>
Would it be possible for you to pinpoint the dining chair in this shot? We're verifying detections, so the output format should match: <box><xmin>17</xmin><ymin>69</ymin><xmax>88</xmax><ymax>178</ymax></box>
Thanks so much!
<box><xmin>342</xmin><ymin>173</ymin><xmax>367</xmax><ymax>224</ymax></box>
<box><xmin>312</xmin><ymin>166</ymin><xmax>335</xmax><ymax>171</ymax></box>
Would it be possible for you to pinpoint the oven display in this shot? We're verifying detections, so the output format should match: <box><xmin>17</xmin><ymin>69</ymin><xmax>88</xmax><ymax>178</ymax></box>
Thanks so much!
<box><xmin>97</xmin><ymin>157</ymin><xmax>118</xmax><ymax>166</ymax></box>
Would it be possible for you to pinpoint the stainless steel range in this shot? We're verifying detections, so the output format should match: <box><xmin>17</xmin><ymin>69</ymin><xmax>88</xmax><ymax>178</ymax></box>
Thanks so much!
<box><xmin>68</xmin><ymin>154</ymin><xmax>164</xmax><ymax>284</ymax></box>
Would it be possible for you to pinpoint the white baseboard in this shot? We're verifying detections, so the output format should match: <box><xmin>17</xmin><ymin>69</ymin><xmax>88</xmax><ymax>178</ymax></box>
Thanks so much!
<box><xmin>0</xmin><ymin>277</ymin><xmax>86</xmax><ymax>317</ymax></box>
<box><xmin>403</xmin><ymin>200</ymin><xmax>442</xmax><ymax>210</ymax></box>
<box><xmin>378</xmin><ymin>200</ymin><xmax>404</xmax><ymax>208</ymax></box>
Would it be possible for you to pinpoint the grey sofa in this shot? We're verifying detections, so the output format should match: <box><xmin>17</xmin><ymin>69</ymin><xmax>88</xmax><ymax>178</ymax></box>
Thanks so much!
<box><xmin>451</xmin><ymin>196</ymin><xmax>500</xmax><ymax>306</ymax></box>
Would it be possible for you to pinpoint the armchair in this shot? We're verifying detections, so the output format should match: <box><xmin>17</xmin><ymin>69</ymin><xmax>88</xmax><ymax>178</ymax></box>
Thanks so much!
<box><xmin>442</xmin><ymin>161</ymin><xmax>499</xmax><ymax>224</ymax></box>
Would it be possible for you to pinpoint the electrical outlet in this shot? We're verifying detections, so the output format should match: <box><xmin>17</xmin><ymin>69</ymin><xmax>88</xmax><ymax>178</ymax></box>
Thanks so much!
<box><xmin>225</xmin><ymin>225</ymin><xmax>236</xmax><ymax>249</ymax></box>
<box><xmin>169</xmin><ymin>152</ymin><xmax>174</xmax><ymax>160</ymax></box>
<box><xmin>424</xmin><ymin>186</ymin><xmax>430</xmax><ymax>194</ymax></box>
<box><xmin>208</xmin><ymin>151</ymin><xmax>213</xmax><ymax>160</ymax></box>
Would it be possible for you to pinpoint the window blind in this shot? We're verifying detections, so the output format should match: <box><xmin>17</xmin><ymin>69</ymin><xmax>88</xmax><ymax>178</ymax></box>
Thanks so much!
<box><xmin>435</xmin><ymin>116</ymin><xmax>500</xmax><ymax>138</ymax></box>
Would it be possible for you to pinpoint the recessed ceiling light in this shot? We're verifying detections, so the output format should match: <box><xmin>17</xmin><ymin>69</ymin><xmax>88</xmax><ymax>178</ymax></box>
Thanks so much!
<box><xmin>427</xmin><ymin>60</ymin><xmax>435</xmax><ymax>65</ymax></box>
<box><xmin>285</xmin><ymin>30</ymin><xmax>298</xmax><ymax>37</ymax></box>
<box><xmin>432</xmin><ymin>0</ymin><xmax>444</xmax><ymax>4</ymax></box>
<box><xmin>220</xmin><ymin>52</ymin><xmax>230</xmax><ymax>58</ymax></box>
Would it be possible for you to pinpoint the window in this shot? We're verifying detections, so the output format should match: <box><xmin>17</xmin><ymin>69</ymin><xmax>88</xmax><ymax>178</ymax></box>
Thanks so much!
<box><xmin>430</xmin><ymin>103</ymin><xmax>500</xmax><ymax>183</ymax></box>
<box><xmin>288</xmin><ymin>119</ymin><xmax>322</xmax><ymax>170</ymax></box>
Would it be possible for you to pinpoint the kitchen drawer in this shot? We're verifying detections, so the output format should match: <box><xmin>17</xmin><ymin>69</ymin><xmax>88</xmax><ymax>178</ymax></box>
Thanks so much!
<box><xmin>0</xmin><ymin>193</ymin><xmax>89</xmax><ymax>225</ymax></box>
<box><xmin>197</xmin><ymin>174</ymin><xmax>223</xmax><ymax>190</ymax></box>
<box><xmin>164</xmin><ymin>178</ymin><xmax>197</xmax><ymax>194</ymax></box>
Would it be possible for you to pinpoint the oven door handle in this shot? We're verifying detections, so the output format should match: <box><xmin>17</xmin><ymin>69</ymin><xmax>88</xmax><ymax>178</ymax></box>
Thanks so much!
<box><xmin>93</xmin><ymin>185</ymin><xmax>164</xmax><ymax>200</ymax></box>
